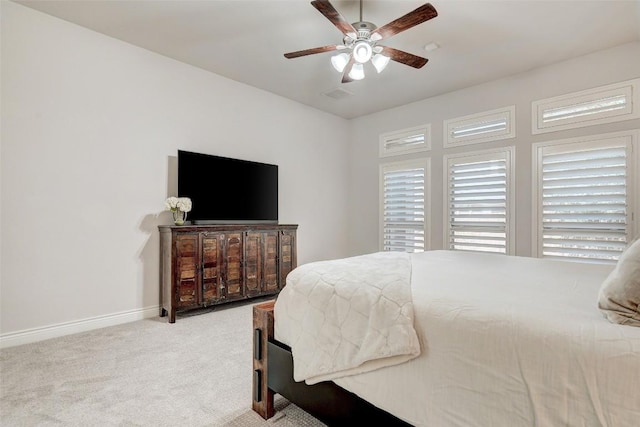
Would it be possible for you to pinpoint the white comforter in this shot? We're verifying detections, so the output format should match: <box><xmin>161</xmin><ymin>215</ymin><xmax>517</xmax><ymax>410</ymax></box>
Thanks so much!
<box><xmin>274</xmin><ymin>251</ymin><xmax>420</xmax><ymax>385</ymax></box>
<box><xmin>275</xmin><ymin>250</ymin><xmax>640</xmax><ymax>427</ymax></box>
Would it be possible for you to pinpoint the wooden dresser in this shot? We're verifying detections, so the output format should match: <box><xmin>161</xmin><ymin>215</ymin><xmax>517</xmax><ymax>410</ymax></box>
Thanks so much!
<box><xmin>158</xmin><ymin>224</ymin><xmax>297</xmax><ymax>323</ymax></box>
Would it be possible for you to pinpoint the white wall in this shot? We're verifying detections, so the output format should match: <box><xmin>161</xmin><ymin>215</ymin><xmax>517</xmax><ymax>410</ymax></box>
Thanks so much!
<box><xmin>348</xmin><ymin>41</ymin><xmax>640</xmax><ymax>256</ymax></box>
<box><xmin>0</xmin><ymin>1</ymin><xmax>350</xmax><ymax>345</ymax></box>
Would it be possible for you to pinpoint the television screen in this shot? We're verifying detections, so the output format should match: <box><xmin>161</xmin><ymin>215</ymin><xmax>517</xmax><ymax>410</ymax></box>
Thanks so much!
<box><xmin>177</xmin><ymin>150</ymin><xmax>278</xmax><ymax>224</ymax></box>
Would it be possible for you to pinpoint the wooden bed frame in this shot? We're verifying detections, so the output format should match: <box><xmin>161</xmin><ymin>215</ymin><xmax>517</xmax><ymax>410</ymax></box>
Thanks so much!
<box><xmin>252</xmin><ymin>300</ymin><xmax>412</xmax><ymax>426</ymax></box>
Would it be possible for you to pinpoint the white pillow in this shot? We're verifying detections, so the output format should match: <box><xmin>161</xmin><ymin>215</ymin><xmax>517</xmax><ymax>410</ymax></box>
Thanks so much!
<box><xmin>598</xmin><ymin>237</ymin><xmax>640</xmax><ymax>327</ymax></box>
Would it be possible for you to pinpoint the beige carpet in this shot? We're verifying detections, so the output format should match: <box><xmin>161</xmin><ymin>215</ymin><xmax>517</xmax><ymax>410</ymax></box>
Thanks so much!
<box><xmin>0</xmin><ymin>299</ymin><xmax>326</xmax><ymax>426</ymax></box>
<box><xmin>220</xmin><ymin>396</ymin><xmax>326</xmax><ymax>426</ymax></box>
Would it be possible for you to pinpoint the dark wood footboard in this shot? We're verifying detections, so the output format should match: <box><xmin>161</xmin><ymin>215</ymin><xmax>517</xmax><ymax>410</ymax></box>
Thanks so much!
<box><xmin>252</xmin><ymin>300</ymin><xmax>275</xmax><ymax>419</ymax></box>
<box><xmin>252</xmin><ymin>300</ymin><xmax>412</xmax><ymax>426</ymax></box>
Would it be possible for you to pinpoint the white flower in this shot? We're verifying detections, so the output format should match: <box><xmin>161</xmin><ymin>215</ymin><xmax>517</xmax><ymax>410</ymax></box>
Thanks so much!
<box><xmin>165</xmin><ymin>196</ymin><xmax>191</xmax><ymax>212</ymax></box>
<box><xmin>176</xmin><ymin>197</ymin><xmax>192</xmax><ymax>213</ymax></box>
<box><xmin>165</xmin><ymin>196</ymin><xmax>179</xmax><ymax>210</ymax></box>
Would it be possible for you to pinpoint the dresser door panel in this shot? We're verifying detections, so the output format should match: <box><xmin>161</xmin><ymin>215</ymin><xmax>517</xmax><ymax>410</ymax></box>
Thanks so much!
<box><xmin>224</xmin><ymin>233</ymin><xmax>244</xmax><ymax>300</ymax></box>
<box><xmin>244</xmin><ymin>232</ymin><xmax>263</xmax><ymax>297</ymax></box>
<box><xmin>278</xmin><ymin>230</ymin><xmax>296</xmax><ymax>289</ymax></box>
<box><xmin>201</xmin><ymin>233</ymin><xmax>223</xmax><ymax>304</ymax></box>
<box><xmin>176</xmin><ymin>234</ymin><xmax>199</xmax><ymax>308</ymax></box>
<box><xmin>263</xmin><ymin>231</ymin><xmax>279</xmax><ymax>292</ymax></box>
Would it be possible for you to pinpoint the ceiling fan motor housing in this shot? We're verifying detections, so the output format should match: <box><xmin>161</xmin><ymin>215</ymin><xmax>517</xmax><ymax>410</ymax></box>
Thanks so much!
<box><xmin>343</xmin><ymin>21</ymin><xmax>377</xmax><ymax>49</ymax></box>
<box><xmin>353</xmin><ymin>21</ymin><xmax>377</xmax><ymax>39</ymax></box>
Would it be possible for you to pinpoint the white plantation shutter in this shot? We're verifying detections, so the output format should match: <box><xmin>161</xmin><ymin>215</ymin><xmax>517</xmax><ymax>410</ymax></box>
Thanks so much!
<box><xmin>532</xmin><ymin>78</ymin><xmax>640</xmax><ymax>134</ymax></box>
<box><xmin>444</xmin><ymin>106</ymin><xmax>515</xmax><ymax>147</ymax></box>
<box><xmin>381</xmin><ymin>160</ymin><xmax>429</xmax><ymax>252</ymax></box>
<box><xmin>541</xmin><ymin>94</ymin><xmax>628</xmax><ymax>124</ymax></box>
<box><xmin>535</xmin><ymin>135</ymin><xmax>635</xmax><ymax>263</ymax></box>
<box><xmin>450</xmin><ymin>118</ymin><xmax>508</xmax><ymax>139</ymax></box>
<box><xmin>379</xmin><ymin>125</ymin><xmax>431</xmax><ymax>157</ymax></box>
<box><xmin>445</xmin><ymin>149</ymin><xmax>514</xmax><ymax>254</ymax></box>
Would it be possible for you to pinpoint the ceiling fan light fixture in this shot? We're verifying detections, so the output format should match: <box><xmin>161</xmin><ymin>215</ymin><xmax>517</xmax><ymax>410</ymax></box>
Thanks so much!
<box><xmin>352</xmin><ymin>41</ymin><xmax>373</xmax><ymax>63</ymax></box>
<box><xmin>349</xmin><ymin>63</ymin><xmax>365</xmax><ymax>80</ymax></box>
<box><xmin>372</xmin><ymin>54</ymin><xmax>390</xmax><ymax>73</ymax></box>
<box><xmin>331</xmin><ymin>53</ymin><xmax>350</xmax><ymax>72</ymax></box>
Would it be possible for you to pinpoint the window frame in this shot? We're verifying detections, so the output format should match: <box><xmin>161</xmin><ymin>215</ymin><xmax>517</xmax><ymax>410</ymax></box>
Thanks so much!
<box><xmin>379</xmin><ymin>124</ymin><xmax>432</xmax><ymax>158</ymax></box>
<box><xmin>443</xmin><ymin>106</ymin><xmax>516</xmax><ymax>148</ymax></box>
<box><xmin>531</xmin><ymin>130</ymin><xmax>638</xmax><ymax>263</ymax></box>
<box><xmin>379</xmin><ymin>158</ymin><xmax>431</xmax><ymax>252</ymax></box>
<box><xmin>443</xmin><ymin>146</ymin><xmax>516</xmax><ymax>255</ymax></box>
<box><xmin>531</xmin><ymin>78</ymin><xmax>640</xmax><ymax>134</ymax></box>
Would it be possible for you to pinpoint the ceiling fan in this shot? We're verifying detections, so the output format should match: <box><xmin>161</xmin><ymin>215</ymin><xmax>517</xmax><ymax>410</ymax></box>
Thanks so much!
<box><xmin>284</xmin><ymin>0</ymin><xmax>438</xmax><ymax>83</ymax></box>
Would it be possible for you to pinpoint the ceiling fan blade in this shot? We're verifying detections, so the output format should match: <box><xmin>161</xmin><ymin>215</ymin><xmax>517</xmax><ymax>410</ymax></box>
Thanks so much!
<box><xmin>341</xmin><ymin>56</ymin><xmax>356</xmax><ymax>83</ymax></box>
<box><xmin>379</xmin><ymin>46</ymin><xmax>429</xmax><ymax>69</ymax></box>
<box><xmin>284</xmin><ymin>45</ymin><xmax>340</xmax><ymax>59</ymax></box>
<box><xmin>311</xmin><ymin>0</ymin><xmax>357</xmax><ymax>37</ymax></box>
<box><xmin>371</xmin><ymin>3</ymin><xmax>438</xmax><ymax>41</ymax></box>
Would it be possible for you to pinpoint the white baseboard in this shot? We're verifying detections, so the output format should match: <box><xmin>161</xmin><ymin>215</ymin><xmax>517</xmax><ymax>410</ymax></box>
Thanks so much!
<box><xmin>0</xmin><ymin>305</ymin><xmax>161</xmax><ymax>349</ymax></box>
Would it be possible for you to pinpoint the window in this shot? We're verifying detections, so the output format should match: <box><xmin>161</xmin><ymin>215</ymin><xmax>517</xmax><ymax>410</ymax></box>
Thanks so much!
<box><xmin>533</xmin><ymin>131</ymin><xmax>638</xmax><ymax>263</ymax></box>
<box><xmin>443</xmin><ymin>106</ymin><xmax>516</xmax><ymax>148</ymax></box>
<box><xmin>532</xmin><ymin>78</ymin><xmax>640</xmax><ymax>134</ymax></box>
<box><xmin>379</xmin><ymin>124</ymin><xmax>431</xmax><ymax>157</ymax></box>
<box><xmin>444</xmin><ymin>147</ymin><xmax>515</xmax><ymax>254</ymax></box>
<box><xmin>380</xmin><ymin>159</ymin><xmax>430</xmax><ymax>252</ymax></box>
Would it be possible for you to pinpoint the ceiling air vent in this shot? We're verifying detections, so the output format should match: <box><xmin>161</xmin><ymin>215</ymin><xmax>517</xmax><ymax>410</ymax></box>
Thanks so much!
<box><xmin>322</xmin><ymin>88</ymin><xmax>354</xmax><ymax>100</ymax></box>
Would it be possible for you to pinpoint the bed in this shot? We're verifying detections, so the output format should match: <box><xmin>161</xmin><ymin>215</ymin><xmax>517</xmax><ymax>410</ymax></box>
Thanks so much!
<box><xmin>252</xmin><ymin>249</ymin><xmax>640</xmax><ymax>426</ymax></box>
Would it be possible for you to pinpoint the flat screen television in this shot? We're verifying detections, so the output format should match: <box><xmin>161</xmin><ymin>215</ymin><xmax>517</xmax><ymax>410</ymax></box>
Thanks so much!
<box><xmin>177</xmin><ymin>150</ymin><xmax>278</xmax><ymax>224</ymax></box>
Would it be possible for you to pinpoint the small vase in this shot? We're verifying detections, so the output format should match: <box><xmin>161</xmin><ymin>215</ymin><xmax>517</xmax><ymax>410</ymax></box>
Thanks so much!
<box><xmin>172</xmin><ymin>210</ymin><xmax>186</xmax><ymax>226</ymax></box>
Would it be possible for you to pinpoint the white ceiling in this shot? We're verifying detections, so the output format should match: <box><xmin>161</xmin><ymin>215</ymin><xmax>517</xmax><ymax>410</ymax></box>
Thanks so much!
<box><xmin>16</xmin><ymin>0</ymin><xmax>640</xmax><ymax>119</ymax></box>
